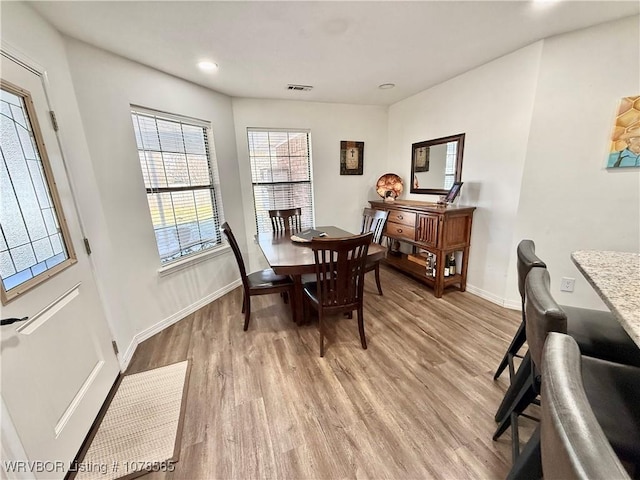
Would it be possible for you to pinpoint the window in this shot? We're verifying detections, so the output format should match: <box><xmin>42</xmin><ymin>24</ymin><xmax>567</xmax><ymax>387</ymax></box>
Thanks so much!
<box><xmin>0</xmin><ymin>80</ymin><xmax>76</xmax><ymax>303</ymax></box>
<box><xmin>247</xmin><ymin>129</ymin><xmax>313</xmax><ymax>233</ymax></box>
<box><xmin>131</xmin><ymin>107</ymin><xmax>224</xmax><ymax>264</ymax></box>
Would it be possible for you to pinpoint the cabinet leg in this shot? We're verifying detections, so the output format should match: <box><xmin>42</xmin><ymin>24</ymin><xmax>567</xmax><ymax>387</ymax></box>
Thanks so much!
<box><xmin>435</xmin><ymin>251</ymin><xmax>444</xmax><ymax>297</ymax></box>
<box><xmin>460</xmin><ymin>246</ymin><xmax>470</xmax><ymax>292</ymax></box>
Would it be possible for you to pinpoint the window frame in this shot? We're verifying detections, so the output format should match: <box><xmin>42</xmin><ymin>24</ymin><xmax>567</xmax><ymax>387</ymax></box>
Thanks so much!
<box><xmin>130</xmin><ymin>105</ymin><xmax>225</xmax><ymax>266</ymax></box>
<box><xmin>0</xmin><ymin>79</ymin><xmax>77</xmax><ymax>304</ymax></box>
<box><xmin>246</xmin><ymin>128</ymin><xmax>314</xmax><ymax>234</ymax></box>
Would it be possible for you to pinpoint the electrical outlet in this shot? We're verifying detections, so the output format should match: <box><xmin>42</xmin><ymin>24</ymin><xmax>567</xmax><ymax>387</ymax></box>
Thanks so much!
<box><xmin>560</xmin><ymin>277</ymin><xmax>575</xmax><ymax>292</ymax></box>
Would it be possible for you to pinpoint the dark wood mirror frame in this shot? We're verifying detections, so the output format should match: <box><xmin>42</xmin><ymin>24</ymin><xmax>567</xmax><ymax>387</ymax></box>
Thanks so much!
<box><xmin>410</xmin><ymin>133</ymin><xmax>465</xmax><ymax>195</ymax></box>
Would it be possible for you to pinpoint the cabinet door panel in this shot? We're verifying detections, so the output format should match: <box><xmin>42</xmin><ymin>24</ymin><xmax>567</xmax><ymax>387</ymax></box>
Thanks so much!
<box><xmin>416</xmin><ymin>214</ymin><xmax>439</xmax><ymax>247</ymax></box>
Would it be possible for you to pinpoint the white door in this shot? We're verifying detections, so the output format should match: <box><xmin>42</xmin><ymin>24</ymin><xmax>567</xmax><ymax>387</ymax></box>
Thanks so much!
<box><xmin>0</xmin><ymin>54</ymin><xmax>120</xmax><ymax>478</ymax></box>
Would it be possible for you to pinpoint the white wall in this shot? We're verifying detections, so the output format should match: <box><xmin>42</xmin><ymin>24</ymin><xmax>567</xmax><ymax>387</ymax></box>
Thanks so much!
<box><xmin>388</xmin><ymin>43</ymin><xmax>543</xmax><ymax>305</ymax></box>
<box><xmin>62</xmin><ymin>38</ymin><xmax>246</xmax><ymax>358</ymax></box>
<box><xmin>231</xmin><ymin>99</ymin><xmax>388</xmax><ymax>270</ymax></box>
<box><xmin>505</xmin><ymin>16</ymin><xmax>640</xmax><ymax>309</ymax></box>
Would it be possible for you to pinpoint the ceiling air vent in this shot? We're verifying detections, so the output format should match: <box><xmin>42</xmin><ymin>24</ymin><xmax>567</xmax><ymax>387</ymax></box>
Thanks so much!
<box><xmin>287</xmin><ymin>84</ymin><xmax>313</xmax><ymax>91</ymax></box>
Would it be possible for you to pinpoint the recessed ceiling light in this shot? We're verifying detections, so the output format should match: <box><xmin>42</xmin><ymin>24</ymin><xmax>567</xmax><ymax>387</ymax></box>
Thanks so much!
<box><xmin>198</xmin><ymin>61</ymin><xmax>218</xmax><ymax>72</ymax></box>
<box><xmin>378</xmin><ymin>83</ymin><xmax>395</xmax><ymax>90</ymax></box>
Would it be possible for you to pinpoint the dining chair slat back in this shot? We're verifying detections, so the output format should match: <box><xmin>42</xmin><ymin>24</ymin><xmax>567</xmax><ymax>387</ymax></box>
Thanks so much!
<box><xmin>304</xmin><ymin>232</ymin><xmax>373</xmax><ymax>356</ymax></box>
<box><xmin>269</xmin><ymin>208</ymin><xmax>302</xmax><ymax>233</ymax></box>
<box><xmin>361</xmin><ymin>207</ymin><xmax>389</xmax><ymax>295</ymax></box>
<box><xmin>361</xmin><ymin>208</ymin><xmax>388</xmax><ymax>245</ymax></box>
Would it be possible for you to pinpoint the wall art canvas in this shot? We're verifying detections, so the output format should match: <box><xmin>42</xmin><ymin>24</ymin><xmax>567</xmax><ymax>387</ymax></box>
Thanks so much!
<box><xmin>340</xmin><ymin>141</ymin><xmax>364</xmax><ymax>175</ymax></box>
<box><xmin>607</xmin><ymin>96</ymin><xmax>640</xmax><ymax>168</ymax></box>
<box><xmin>413</xmin><ymin>145</ymin><xmax>430</xmax><ymax>172</ymax></box>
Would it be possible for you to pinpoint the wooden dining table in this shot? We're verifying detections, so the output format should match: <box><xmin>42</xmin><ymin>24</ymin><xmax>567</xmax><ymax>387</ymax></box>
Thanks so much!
<box><xmin>256</xmin><ymin>226</ymin><xmax>387</xmax><ymax>325</ymax></box>
<box><xmin>571</xmin><ymin>250</ymin><xmax>640</xmax><ymax>347</ymax></box>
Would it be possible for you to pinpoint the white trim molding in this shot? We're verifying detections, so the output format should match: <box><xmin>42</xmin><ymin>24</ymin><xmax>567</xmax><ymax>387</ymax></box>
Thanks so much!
<box><xmin>119</xmin><ymin>279</ymin><xmax>242</xmax><ymax>370</ymax></box>
<box><xmin>158</xmin><ymin>244</ymin><xmax>231</xmax><ymax>277</ymax></box>
<box><xmin>465</xmin><ymin>283</ymin><xmax>521</xmax><ymax>311</ymax></box>
<box><xmin>17</xmin><ymin>284</ymin><xmax>81</xmax><ymax>335</ymax></box>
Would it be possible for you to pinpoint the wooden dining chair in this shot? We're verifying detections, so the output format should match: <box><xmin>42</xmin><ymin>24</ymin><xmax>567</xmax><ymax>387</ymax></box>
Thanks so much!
<box><xmin>268</xmin><ymin>208</ymin><xmax>302</xmax><ymax>233</ymax></box>
<box><xmin>303</xmin><ymin>232</ymin><xmax>373</xmax><ymax>357</ymax></box>
<box><xmin>361</xmin><ymin>207</ymin><xmax>389</xmax><ymax>295</ymax></box>
<box><xmin>221</xmin><ymin>222</ymin><xmax>294</xmax><ymax>331</ymax></box>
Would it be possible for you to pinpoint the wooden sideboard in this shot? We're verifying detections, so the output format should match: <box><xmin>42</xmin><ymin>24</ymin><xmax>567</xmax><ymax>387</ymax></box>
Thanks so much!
<box><xmin>369</xmin><ymin>200</ymin><xmax>475</xmax><ymax>297</ymax></box>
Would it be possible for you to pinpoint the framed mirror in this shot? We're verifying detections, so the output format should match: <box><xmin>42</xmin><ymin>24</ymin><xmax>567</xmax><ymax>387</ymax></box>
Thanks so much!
<box><xmin>410</xmin><ymin>133</ymin><xmax>465</xmax><ymax>195</ymax></box>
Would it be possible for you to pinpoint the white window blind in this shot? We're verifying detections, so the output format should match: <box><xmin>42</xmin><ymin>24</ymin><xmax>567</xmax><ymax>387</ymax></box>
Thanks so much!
<box><xmin>247</xmin><ymin>129</ymin><xmax>313</xmax><ymax>233</ymax></box>
<box><xmin>0</xmin><ymin>81</ymin><xmax>75</xmax><ymax>301</ymax></box>
<box><xmin>131</xmin><ymin>107</ymin><xmax>224</xmax><ymax>264</ymax></box>
<box><xmin>445</xmin><ymin>142</ymin><xmax>457</xmax><ymax>189</ymax></box>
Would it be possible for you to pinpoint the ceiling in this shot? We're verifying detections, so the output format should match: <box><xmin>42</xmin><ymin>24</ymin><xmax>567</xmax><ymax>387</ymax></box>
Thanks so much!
<box><xmin>29</xmin><ymin>1</ymin><xmax>639</xmax><ymax>106</ymax></box>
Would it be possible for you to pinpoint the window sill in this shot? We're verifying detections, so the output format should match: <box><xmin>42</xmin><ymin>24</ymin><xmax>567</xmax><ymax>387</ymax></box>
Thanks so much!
<box><xmin>157</xmin><ymin>244</ymin><xmax>230</xmax><ymax>277</ymax></box>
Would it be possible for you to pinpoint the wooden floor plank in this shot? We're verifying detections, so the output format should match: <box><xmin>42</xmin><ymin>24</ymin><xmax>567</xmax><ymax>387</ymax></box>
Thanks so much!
<box><xmin>125</xmin><ymin>265</ymin><xmax>522</xmax><ymax>479</ymax></box>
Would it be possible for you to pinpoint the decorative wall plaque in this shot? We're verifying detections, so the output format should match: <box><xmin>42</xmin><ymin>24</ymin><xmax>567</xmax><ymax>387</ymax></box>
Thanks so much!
<box><xmin>340</xmin><ymin>141</ymin><xmax>364</xmax><ymax>175</ymax></box>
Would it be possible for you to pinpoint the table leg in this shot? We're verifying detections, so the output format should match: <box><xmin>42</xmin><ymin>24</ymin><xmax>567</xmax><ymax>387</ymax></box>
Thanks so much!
<box><xmin>291</xmin><ymin>274</ymin><xmax>305</xmax><ymax>325</ymax></box>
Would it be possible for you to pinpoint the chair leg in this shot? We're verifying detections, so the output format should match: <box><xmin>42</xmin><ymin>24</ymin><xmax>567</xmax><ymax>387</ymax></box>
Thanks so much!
<box><xmin>374</xmin><ymin>263</ymin><xmax>383</xmax><ymax>295</ymax></box>
<box><xmin>241</xmin><ymin>294</ymin><xmax>246</xmax><ymax>313</ymax></box>
<box><xmin>287</xmin><ymin>288</ymin><xmax>296</xmax><ymax>322</ymax></box>
<box><xmin>506</xmin><ymin>426</ymin><xmax>542</xmax><ymax>480</ymax></box>
<box><xmin>357</xmin><ymin>306</ymin><xmax>367</xmax><ymax>349</ymax></box>
<box><xmin>494</xmin><ymin>320</ymin><xmax>527</xmax><ymax>380</ymax></box>
<box><xmin>493</xmin><ymin>373</ymin><xmax>537</xmax><ymax>441</ymax></box>
<box><xmin>495</xmin><ymin>352</ymin><xmax>532</xmax><ymax>422</ymax></box>
<box><xmin>243</xmin><ymin>295</ymin><xmax>251</xmax><ymax>331</ymax></box>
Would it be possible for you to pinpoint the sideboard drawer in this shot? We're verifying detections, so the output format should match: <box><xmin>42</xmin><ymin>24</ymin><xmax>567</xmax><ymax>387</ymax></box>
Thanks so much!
<box><xmin>387</xmin><ymin>210</ymin><xmax>416</xmax><ymax>226</ymax></box>
<box><xmin>385</xmin><ymin>222</ymin><xmax>416</xmax><ymax>241</ymax></box>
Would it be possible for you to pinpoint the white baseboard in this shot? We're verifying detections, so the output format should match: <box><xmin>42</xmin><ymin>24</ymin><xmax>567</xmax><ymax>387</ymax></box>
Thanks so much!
<box><xmin>119</xmin><ymin>279</ymin><xmax>242</xmax><ymax>370</ymax></box>
<box><xmin>503</xmin><ymin>299</ymin><xmax>522</xmax><ymax>311</ymax></box>
<box><xmin>465</xmin><ymin>283</ymin><xmax>521</xmax><ymax>311</ymax></box>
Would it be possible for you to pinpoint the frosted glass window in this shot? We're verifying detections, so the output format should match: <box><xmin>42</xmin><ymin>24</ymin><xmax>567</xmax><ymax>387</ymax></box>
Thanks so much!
<box><xmin>247</xmin><ymin>129</ymin><xmax>313</xmax><ymax>233</ymax></box>
<box><xmin>0</xmin><ymin>81</ymin><xmax>74</xmax><ymax>301</ymax></box>
<box><xmin>131</xmin><ymin>107</ymin><xmax>224</xmax><ymax>264</ymax></box>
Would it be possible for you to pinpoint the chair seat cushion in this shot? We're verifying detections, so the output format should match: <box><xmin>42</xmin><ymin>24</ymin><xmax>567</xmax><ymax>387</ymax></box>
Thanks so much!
<box><xmin>582</xmin><ymin>356</ymin><xmax>640</xmax><ymax>463</ymax></box>
<box><xmin>565</xmin><ymin>305</ymin><xmax>640</xmax><ymax>367</ymax></box>
<box><xmin>247</xmin><ymin>268</ymin><xmax>292</xmax><ymax>289</ymax></box>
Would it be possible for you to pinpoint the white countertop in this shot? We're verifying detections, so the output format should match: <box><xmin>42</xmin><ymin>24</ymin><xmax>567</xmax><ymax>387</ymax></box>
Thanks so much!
<box><xmin>571</xmin><ymin>250</ymin><xmax>640</xmax><ymax>347</ymax></box>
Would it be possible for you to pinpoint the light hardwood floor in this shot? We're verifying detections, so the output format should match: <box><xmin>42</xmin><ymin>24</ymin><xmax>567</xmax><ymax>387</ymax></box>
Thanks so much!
<box><xmin>126</xmin><ymin>265</ymin><xmax>535</xmax><ymax>479</ymax></box>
